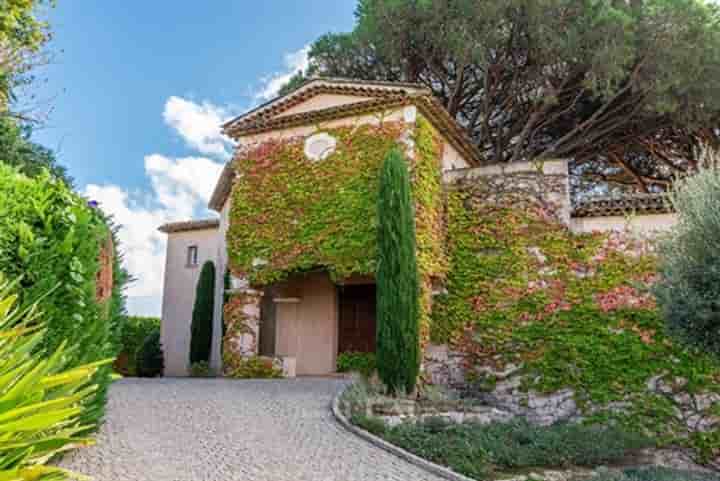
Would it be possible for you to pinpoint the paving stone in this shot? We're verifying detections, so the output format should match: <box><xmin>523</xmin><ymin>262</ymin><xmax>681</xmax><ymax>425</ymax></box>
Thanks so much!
<box><xmin>60</xmin><ymin>378</ymin><xmax>446</xmax><ymax>481</ymax></box>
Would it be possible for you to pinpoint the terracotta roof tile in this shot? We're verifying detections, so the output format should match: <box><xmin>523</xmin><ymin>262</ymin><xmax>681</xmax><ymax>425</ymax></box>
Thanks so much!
<box><xmin>158</xmin><ymin>218</ymin><xmax>220</xmax><ymax>234</ymax></box>
<box><xmin>572</xmin><ymin>194</ymin><xmax>674</xmax><ymax>218</ymax></box>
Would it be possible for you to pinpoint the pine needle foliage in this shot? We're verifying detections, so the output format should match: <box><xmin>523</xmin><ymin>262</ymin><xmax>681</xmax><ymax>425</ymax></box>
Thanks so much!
<box><xmin>190</xmin><ymin>260</ymin><xmax>215</xmax><ymax>365</ymax></box>
<box><xmin>376</xmin><ymin>148</ymin><xmax>420</xmax><ymax>395</ymax></box>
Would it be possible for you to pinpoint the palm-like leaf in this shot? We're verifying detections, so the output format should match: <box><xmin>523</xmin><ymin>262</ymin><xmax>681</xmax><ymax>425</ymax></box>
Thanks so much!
<box><xmin>0</xmin><ymin>278</ymin><xmax>110</xmax><ymax>480</ymax></box>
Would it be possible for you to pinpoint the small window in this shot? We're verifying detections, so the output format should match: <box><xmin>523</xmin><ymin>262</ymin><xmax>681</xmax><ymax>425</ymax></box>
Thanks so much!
<box><xmin>186</xmin><ymin>245</ymin><xmax>199</xmax><ymax>267</ymax></box>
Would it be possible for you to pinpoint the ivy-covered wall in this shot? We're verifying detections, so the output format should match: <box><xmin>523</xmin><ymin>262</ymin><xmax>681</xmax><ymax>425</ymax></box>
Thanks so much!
<box><xmin>223</xmin><ymin>115</ymin><xmax>446</xmax><ymax>372</ymax></box>
<box><xmin>430</xmin><ymin>173</ymin><xmax>720</xmax><ymax>466</ymax></box>
<box><xmin>227</xmin><ymin>118</ymin><xmax>444</xmax><ymax>285</ymax></box>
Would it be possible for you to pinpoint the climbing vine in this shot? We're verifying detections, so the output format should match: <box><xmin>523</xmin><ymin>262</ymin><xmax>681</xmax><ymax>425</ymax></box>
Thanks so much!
<box><xmin>431</xmin><ymin>185</ymin><xmax>720</xmax><ymax>463</ymax></box>
<box><xmin>227</xmin><ymin>117</ymin><xmax>445</xmax><ymax>291</ymax></box>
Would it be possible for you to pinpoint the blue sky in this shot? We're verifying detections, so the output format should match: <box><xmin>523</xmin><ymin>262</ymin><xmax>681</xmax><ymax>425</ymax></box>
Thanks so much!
<box><xmin>32</xmin><ymin>1</ymin><xmax>357</xmax><ymax>316</ymax></box>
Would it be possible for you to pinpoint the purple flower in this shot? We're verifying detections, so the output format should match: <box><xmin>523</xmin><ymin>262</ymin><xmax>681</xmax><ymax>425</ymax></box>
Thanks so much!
<box><xmin>88</xmin><ymin>200</ymin><xmax>99</xmax><ymax>208</ymax></box>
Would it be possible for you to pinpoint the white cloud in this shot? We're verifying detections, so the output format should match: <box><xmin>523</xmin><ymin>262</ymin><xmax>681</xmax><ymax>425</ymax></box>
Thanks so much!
<box><xmin>255</xmin><ymin>45</ymin><xmax>310</xmax><ymax>101</ymax></box>
<box><xmin>87</xmin><ymin>46</ymin><xmax>313</xmax><ymax>316</ymax></box>
<box><xmin>163</xmin><ymin>96</ymin><xmax>234</xmax><ymax>158</ymax></box>
<box><xmin>85</xmin><ymin>155</ymin><xmax>223</xmax><ymax>307</ymax></box>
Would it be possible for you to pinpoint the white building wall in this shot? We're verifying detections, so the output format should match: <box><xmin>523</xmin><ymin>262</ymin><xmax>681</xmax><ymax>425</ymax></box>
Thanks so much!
<box><xmin>160</xmin><ymin>228</ymin><xmax>220</xmax><ymax>377</ymax></box>
<box><xmin>570</xmin><ymin>213</ymin><xmax>677</xmax><ymax>235</ymax></box>
<box><xmin>210</xmin><ymin>200</ymin><xmax>231</xmax><ymax>374</ymax></box>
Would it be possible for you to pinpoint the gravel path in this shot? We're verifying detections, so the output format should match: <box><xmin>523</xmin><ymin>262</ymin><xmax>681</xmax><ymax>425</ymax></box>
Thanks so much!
<box><xmin>61</xmin><ymin>377</ymin><xmax>445</xmax><ymax>481</ymax></box>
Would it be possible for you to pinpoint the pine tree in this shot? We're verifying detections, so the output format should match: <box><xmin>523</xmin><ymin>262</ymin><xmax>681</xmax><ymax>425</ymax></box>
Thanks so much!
<box><xmin>190</xmin><ymin>260</ymin><xmax>215</xmax><ymax>365</ymax></box>
<box><xmin>376</xmin><ymin>148</ymin><xmax>420</xmax><ymax>395</ymax></box>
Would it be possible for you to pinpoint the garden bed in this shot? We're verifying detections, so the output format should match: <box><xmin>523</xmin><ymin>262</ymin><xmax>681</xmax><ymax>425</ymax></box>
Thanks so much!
<box><xmin>338</xmin><ymin>379</ymin><xmax>720</xmax><ymax>481</ymax></box>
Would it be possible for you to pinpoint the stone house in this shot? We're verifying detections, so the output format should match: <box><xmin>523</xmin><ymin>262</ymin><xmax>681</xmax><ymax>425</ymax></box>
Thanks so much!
<box><xmin>158</xmin><ymin>78</ymin><xmax>676</xmax><ymax>378</ymax></box>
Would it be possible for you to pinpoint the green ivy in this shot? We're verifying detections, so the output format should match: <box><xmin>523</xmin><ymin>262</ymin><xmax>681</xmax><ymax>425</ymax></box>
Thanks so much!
<box><xmin>431</xmin><ymin>188</ymin><xmax>720</xmax><ymax>460</ymax></box>
<box><xmin>227</xmin><ymin>118</ymin><xmax>445</xmax><ymax>291</ymax></box>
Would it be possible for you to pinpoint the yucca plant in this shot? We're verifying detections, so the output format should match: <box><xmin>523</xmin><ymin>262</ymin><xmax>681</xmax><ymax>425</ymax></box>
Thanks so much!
<box><xmin>0</xmin><ymin>277</ymin><xmax>112</xmax><ymax>480</ymax></box>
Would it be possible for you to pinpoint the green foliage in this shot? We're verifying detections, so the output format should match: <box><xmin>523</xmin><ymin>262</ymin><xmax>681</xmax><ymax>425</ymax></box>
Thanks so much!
<box><xmin>0</xmin><ymin>0</ymin><xmax>53</xmax><ymax>107</ymax></box>
<box><xmin>190</xmin><ymin>260</ymin><xmax>215</xmax><ymax>365</ymax></box>
<box><xmin>381</xmin><ymin>418</ymin><xmax>651</xmax><ymax>480</ymax></box>
<box><xmin>0</xmin><ymin>116</ymin><xmax>71</xmax><ymax>184</ymax></box>
<box><xmin>189</xmin><ymin>360</ymin><xmax>211</xmax><ymax>377</ymax></box>
<box><xmin>116</xmin><ymin>316</ymin><xmax>159</xmax><ymax>376</ymax></box>
<box><xmin>336</xmin><ymin>352</ymin><xmax>376</xmax><ymax>377</ymax></box>
<box><xmin>300</xmin><ymin>0</ymin><xmax>720</xmax><ymax>191</ymax></box>
<box><xmin>0</xmin><ymin>163</ymin><xmax>127</xmax><ymax>425</ymax></box>
<box><xmin>226</xmin><ymin>356</ymin><xmax>282</xmax><ymax>379</ymax></box>
<box><xmin>228</xmin><ymin>123</ymin><xmax>403</xmax><ymax>285</ymax></box>
<box><xmin>432</xmin><ymin>187</ymin><xmax>720</xmax><ymax>459</ymax></box>
<box><xmin>376</xmin><ymin>148</ymin><xmax>420</xmax><ymax>395</ymax></box>
<box><xmin>585</xmin><ymin>467</ymin><xmax>720</xmax><ymax>481</ymax></box>
<box><xmin>0</xmin><ymin>278</ymin><xmax>110</xmax><ymax>481</ymax></box>
<box><xmin>136</xmin><ymin>331</ymin><xmax>163</xmax><ymax>378</ymax></box>
<box><xmin>350</xmin><ymin>412</ymin><xmax>387</xmax><ymax>436</ymax></box>
<box><xmin>654</xmin><ymin>169</ymin><xmax>720</xmax><ymax>358</ymax></box>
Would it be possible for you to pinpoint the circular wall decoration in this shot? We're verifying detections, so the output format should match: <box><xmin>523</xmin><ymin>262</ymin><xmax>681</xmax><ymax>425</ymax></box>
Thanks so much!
<box><xmin>304</xmin><ymin>132</ymin><xmax>337</xmax><ymax>162</ymax></box>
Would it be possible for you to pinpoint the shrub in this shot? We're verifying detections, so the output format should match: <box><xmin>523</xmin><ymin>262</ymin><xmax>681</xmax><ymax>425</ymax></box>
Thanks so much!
<box><xmin>377</xmin><ymin>418</ymin><xmax>652</xmax><ymax>480</ymax></box>
<box><xmin>116</xmin><ymin>315</ymin><xmax>159</xmax><ymax>375</ymax></box>
<box><xmin>376</xmin><ymin>148</ymin><xmax>420</xmax><ymax>395</ymax></box>
<box><xmin>190</xmin><ymin>360</ymin><xmax>211</xmax><ymax>377</ymax></box>
<box><xmin>654</xmin><ymin>168</ymin><xmax>720</xmax><ymax>358</ymax></box>
<box><xmin>190</xmin><ymin>260</ymin><xmax>215</xmax><ymax>365</ymax></box>
<box><xmin>0</xmin><ymin>164</ymin><xmax>128</xmax><ymax>424</ymax></box>
<box><xmin>0</xmin><ymin>279</ymin><xmax>111</xmax><ymax>480</ymax></box>
<box><xmin>336</xmin><ymin>352</ymin><xmax>376</xmax><ymax>377</ymax></box>
<box><xmin>136</xmin><ymin>331</ymin><xmax>163</xmax><ymax>377</ymax></box>
<box><xmin>227</xmin><ymin>356</ymin><xmax>282</xmax><ymax>379</ymax></box>
<box><xmin>350</xmin><ymin>413</ymin><xmax>387</xmax><ymax>436</ymax></box>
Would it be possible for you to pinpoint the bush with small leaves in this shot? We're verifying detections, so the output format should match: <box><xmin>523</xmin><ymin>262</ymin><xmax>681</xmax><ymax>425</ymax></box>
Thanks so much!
<box><xmin>190</xmin><ymin>360</ymin><xmax>211</xmax><ymax>377</ymax></box>
<box><xmin>654</xmin><ymin>168</ymin><xmax>720</xmax><ymax>358</ymax></box>
<box><xmin>336</xmin><ymin>352</ymin><xmax>376</xmax><ymax>378</ymax></box>
<box><xmin>136</xmin><ymin>331</ymin><xmax>163</xmax><ymax>377</ymax></box>
<box><xmin>370</xmin><ymin>418</ymin><xmax>652</xmax><ymax>480</ymax></box>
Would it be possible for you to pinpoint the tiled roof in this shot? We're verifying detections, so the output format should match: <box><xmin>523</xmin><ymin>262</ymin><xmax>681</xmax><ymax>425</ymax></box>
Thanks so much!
<box><xmin>209</xmin><ymin>78</ymin><xmax>483</xmax><ymax>211</ymax></box>
<box><xmin>223</xmin><ymin>77</ymin><xmax>431</xmax><ymax>134</ymax></box>
<box><xmin>158</xmin><ymin>218</ymin><xmax>220</xmax><ymax>234</ymax></box>
<box><xmin>572</xmin><ymin>194</ymin><xmax>674</xmax><ymax>218</ymax></box>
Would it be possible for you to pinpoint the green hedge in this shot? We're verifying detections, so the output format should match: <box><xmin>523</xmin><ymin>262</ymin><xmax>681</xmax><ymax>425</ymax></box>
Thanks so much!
<box><xmin>117</xmin><ymin>316</ymin><xmax>160</xmax><ymax>376</ymax></box>
<box><xmin>0</xmin><ymin>163</ymin><xmax>127</xmax><ymax>425</ymax></box>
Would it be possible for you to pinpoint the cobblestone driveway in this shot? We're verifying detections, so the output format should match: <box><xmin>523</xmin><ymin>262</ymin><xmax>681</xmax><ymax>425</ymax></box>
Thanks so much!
<box><xmin>61</xmin><ymin>378</ymin><xmax>445</xmax><ymax>481</ymax></box>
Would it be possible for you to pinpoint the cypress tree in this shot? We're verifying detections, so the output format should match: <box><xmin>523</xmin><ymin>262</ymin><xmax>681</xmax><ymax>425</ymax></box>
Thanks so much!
<box><xmin>376</xmin><ymin>147</ymin><xmax>420</xmax><ymax>395</ymax></box>
<box><xmin>190</xmin><ymin>260</ymin><xmax>216</xmax><ymax>365</ymax></box>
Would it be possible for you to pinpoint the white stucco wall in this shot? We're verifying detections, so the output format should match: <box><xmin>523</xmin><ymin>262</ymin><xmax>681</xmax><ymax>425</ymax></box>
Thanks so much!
<box><xmin>570</xmin><ymin>213</ymin><xmax>677</xmax><ymax>235</ymax></box>
<box><xmin>441</xmin><ymin>142</ymin><xmax>470</xmax><ymax>171</ymax></box>
<box><xmin>237</xmin><ymin>108</ymin><xmax>408</xmax><ymax>147</ymax></box>
<box><xmin>160</xmin><ymin>227</ymin><xmax>220</xmax><ymax>377</ymax></box>
<box><xmin>279</xmin><ymin>93</ymin><xmax>374</xmax><ymax>117</ymax></box>
<box><xmin>209</xmin><ymin>200</ymin><xmax>231</xmax><ymax>374</ymax></box>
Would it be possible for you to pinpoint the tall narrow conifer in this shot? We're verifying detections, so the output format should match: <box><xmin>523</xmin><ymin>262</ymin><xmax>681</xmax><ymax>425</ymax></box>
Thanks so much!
<box><xmin>376</xmin><ymin>148</ymin><xmax>420</xmax><ymax>395</ymax></box>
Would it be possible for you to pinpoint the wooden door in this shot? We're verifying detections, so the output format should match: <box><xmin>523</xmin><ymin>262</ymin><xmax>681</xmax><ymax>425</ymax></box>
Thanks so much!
<box><xmin>338</xmin><ymin>284</ymin><xmax>376</xmax><ymax>354</ymax></box>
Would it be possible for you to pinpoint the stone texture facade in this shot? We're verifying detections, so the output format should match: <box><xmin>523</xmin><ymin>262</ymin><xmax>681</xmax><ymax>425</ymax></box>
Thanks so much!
<box><xmin>222</xmin><ymin>288</ymin><xmax>263</xmax><ymax>374</ymax></box>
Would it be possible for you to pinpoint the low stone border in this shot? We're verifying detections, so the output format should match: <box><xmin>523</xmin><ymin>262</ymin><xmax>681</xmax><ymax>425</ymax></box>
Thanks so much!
<box><xmin>330</xmin><ymin>384</ymin><xmax>477</xmax><ymax>481</ymax></box>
